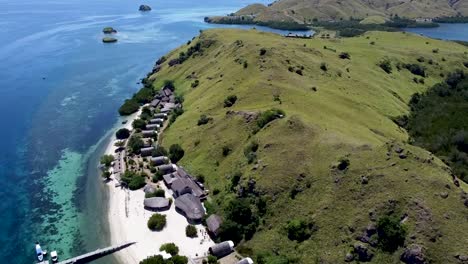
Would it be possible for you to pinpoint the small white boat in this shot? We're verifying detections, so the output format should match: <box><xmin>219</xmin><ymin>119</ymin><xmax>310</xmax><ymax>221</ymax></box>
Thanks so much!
<box><xmin>35</xmin><ymin>243</ymin><xmax>44</xmax><ymax>262</ymax></box>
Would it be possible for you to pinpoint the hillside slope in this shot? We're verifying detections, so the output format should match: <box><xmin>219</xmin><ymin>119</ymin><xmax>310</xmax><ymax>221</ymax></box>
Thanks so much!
<box><xmin>210</xmin><ymin>0</ymin><xmax>468</xmax><ymax>23</ymax></box>
<box><xmin>148</xmin><ymin>29</ymin><xmax>468</xmax><ymax>263</ymax></box>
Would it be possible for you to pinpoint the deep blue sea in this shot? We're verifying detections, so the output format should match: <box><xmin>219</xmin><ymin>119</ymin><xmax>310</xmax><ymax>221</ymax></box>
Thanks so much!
<box><xmin>0</xmin><ymin>0</ymin><xmax>466</xmax><ymax>262</ymax></box>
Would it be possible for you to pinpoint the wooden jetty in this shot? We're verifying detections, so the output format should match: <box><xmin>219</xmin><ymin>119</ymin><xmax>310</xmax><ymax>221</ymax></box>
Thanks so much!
<box><xmin>37</xmin><ymin>241</ymin><xmax>135</xmax><ymax>264</ymax></box>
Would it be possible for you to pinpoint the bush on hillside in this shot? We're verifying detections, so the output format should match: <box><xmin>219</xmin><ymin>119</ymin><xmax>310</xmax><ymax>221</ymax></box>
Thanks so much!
<box><xmin>403</xmin><ymin>63</ymin><xmax>427</xmax><ymax>77</ymax></box>
<box><xmin>159</xmin><ymin>243</ymin><xmax>179</xmax><ymax>256</ymax></box>
<box><xmin>223</xmin><ymin>95</ymin><xmax>237</xmax><ymax>107</ymax></box>
<box><xmin>169</xmin><ymin>144</ymin><xmax>185</xmax><ymax>163</ymax></box>
<box><xmin>339</xmin><ymin>52</ymin><xmax>351</xmax><ymax>59</ymax></box>
<box><xmin>185</xmin><ymin>225</ymin><xmax>198</xmax><ymax>237</ymax></box>
<box><xmin>116</xmin><ymin>128</ymin><xmax>130</xmax><ymax>139</ymax></box>
<box><xmin>197</xmin><ymin>115</ymin><xmax>212</xmax><ymax>126</ymax></box>
<box><xmin>148</xmin><ymin>213</ymin><xmax>167</xmax><ymax>231</ymax></box>
<box><xmin>320</xmin><ymin>62</ymin><xmax>328</xmax><ymax>71</ymax></box>
<box><xmin>119</xmin><ymin>99</ymin><xmax>140</xmax><ymax>116</ymax></box>
<box><xmin>222</xmin><ymin>145</ymin><xmax>231</xmax><ymax>156</ymax></box>
<box><xmin>257</xmin><ymin>108</ymin><xmax>285</xmax><ymax>129</ymax></box>
<box><xmin>169</xmin><ymin>107</ymin><xmax>184</xmax><ymax>125</ymax></box>
<box><xmin>376</xmin><ymin>215</ymin><xmax>407</xmax><ymax>252</ymax></box>
<box><xmin>191</xmin><ymin>80</ymin><xmax>200</xmax><ymax>88</ymax></box>
<box><xmin>379</xmin><ymin>59</ymin><xmax>392</xmax><ymax>74</ymax></box>
<box><xmin>260</xmin><ymin>48</ymin><xmax>267</xmax><ymax>56</ymax></box>
<box><xmin>286</xmin><ymin>219</ymin><xmax>315</xmax><ymax>242</ymax></box>
<box><xmin>163</xmin><ymin>80</ymin><xmax>175</xmax><ymax>91</ymax></box>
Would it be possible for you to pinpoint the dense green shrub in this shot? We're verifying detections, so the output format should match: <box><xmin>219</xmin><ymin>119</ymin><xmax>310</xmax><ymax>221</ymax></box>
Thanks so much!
<box><xmin>160</xmin><ymin>243</ymin><xmax>179</xmax><ymax>256</ymax></box>
<box><xmin>132</xmin><ymin>119</ymin><xmax>147</xmax><ymax>130</ymax></box>
<box><xmin>286</xmin><ymin>219</ymin><xmax>315</xmax><ymax>242</ymax></box>
<box><xmin>207</xmin><ymin>255</ymin><xmax>218</xmax><ymax>264</ymax></box>
<box><xmin>169</xmin><ymin>107</ymin><xmax>184</xmax><ymax>125</ymax></box>
<box><xmin>116</xmin><ymin>128</ymin><xmax>130</xmax><ymax>139</ymax></box>
<box><xmin>171</xmin><ymin>255</ymin><xmax>188</xmax><ymax>264</ymax></box>
<box><xmin>197</xmin><ymin>115</ymin><xmax>212</xmax><ymax>126</ymax></box>
<box><xmin>119</xmin><ymin>99</ymin><xmax>140</xmax><ymax>115</ymax></box>
<box><xmin>222</xmin><ymin>145</ymin><xmax>231</xmax><ymax>156</ymax></box>
<box><xmin>403</xmin><ymin>63</ymin><xmax>427</xmax><ymax>77</ymax></box>
<box><xmin>163</xmin><ymin>80</ymin><xmax>175</xmax><ymax>91</ymax></box>
<box><xmin>260</xmin><ymin>48</ymin><xmax>267</xmax><ymax>56</ymax></box>
<box><xmin>257</xmin><ymin>108</ymin><xmax>285</xmax><ymax>129</ymax></box>
<box><xmin>169</xmin><ymin>144</ymin><xmax>185</xmax><ymax>163</ymax></box>
<box><xmin>379</xmin><ymin>59</ymin><xmax>392</xmax><ymax>74</ymax></box>
<box><xmin>339</xmin><ymin>52</ymin><xmax>351</xmax><ymax>59</ymax></box>
<box><xmin>146</xmin><ymin>188</ymin><xmax>165</xmax><ymax>198</ymax></box>
<box><xmin>191</xmin><ymin>80</ymin><xmax>200</xmax><ymax>88</ymax></box>
<box><xmin>185</xmin><ymin>225</ymin><xmax>198</xmax><ymax>237</ymax></box>
<box><xmin>243</xmin><ymin>61</ymin><xmax>248</xmax><ymax>68</ymax></box>
<box><xmin>128</xmin><ymin>176</ymin><xmax>146</xmax><ymax>190</ymax></box>
<box><xmin>224</xmin><ymin>95</ymin><xmax>238</xmax><ymax>107</ymax></box>
<box><xmin>376</xmin><ymin>215</ymin><xmax>407</xmax><ymax>252</ymax></box>
<box><xmin>152</xmin><ymin>146</ymin><xmax>168</xmax><ymax>157</ymax></box>
<box><xmin>140</xmin><ymin>255</ymin><xmax>165</xmax><ymax>264</ymax></box>
<box><xmin>148</xmin><ymin>214</ymin><xmax>167</xmax><ymax>231</ymax></box>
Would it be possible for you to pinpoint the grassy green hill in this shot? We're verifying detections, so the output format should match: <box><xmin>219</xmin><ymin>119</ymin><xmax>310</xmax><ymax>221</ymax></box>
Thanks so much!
<box><xmin>207</xmin><ymin>0</ymin><xmax>468</xmax><ymax>25</ymax></box>
<box><xmin>146</xmin><ymin>29</ymin><xmax>468</xmax><ymax>263</ymax></box>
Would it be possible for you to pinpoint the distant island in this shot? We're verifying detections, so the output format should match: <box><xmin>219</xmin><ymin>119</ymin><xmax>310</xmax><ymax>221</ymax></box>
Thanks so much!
<box><xmin>205</xmin><ymin>0</ymin><xmax>468</xmax><ymax>33</ymax></box>
<box><xmin>103</xmin><ymin>27</ymin><xmax>117</xmax><ymax>34</ymax></box>
<box><xmin>102</xmin><ymin>37</ymin><xmax>118</xmax><ymax>43</ymax></box>
<box><xmin>139</xmin><ymin>4</ymin><xmax>152</xmax><ymax>12</ymax></box>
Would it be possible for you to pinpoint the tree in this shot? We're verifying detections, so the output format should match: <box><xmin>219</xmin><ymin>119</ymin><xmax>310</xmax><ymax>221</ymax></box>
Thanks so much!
<box><xmin>223</xmin><ymin>95</ymin><xmax>237</xmax><ymax>107</ymax></box>
<box><xmin>171</xmin><ymin>255</ymin><xmax>188</xmax><ymax>264</ymax></box>
<box><xmin>148</xmin><ymin>214</ymin><xmax>167</xmax><ymax>231</ymax></box>
<box><xmin>101</xmin><ymin>170</ymin><xmax>111</xmax><ymax>180</ymax></box>
<box><xmin>379</xmin><ymin>59</ymin><xmax>392</xmax><ymax>74</ymax></box>
<box><xmin>376</xmin><ymin>215</ymin><xmax>407</xmax><ymax>252</ymax></box>
<box><xmin>185</xmin><ymin>225</ymin><xmax>198</xmax><ymax>237</ymax></box>
<box><xmin>286</xmin><ymin>219</ymin><xmax>314</xmax><ymax>242</ymax></box>
<box><xmin>128</xmin><ymin>176</ymin><xmax>146</xmax><ymax>190</ymax></box>
<box><xmin>100</xmin><ymin>154</ymin><xmax>115</xmax><ymax>167</ymax></box>
<box><xmin>164</xmin><ymin>80</ymin><xmax>175</xmax><ymax>91</ymax></box>
<box><xmin>207</xmin><ymin>256</ymin><xmax>218</xmax><ymax>264</ymax></box>
<box><xmin>152</xmin><ymin>146</ymin><xmax>168</xmax><ymax>157</ymax></box>
<box><xmin>169</xmin><ymin>144</ymin><xmax>185</xmax><ymax>163</ymax></box>
<box><xmin>159</xmin><ymin>243</ymin><xmax>179</xmax><ymax>256</ymax></box>
<box><xmin>132</xmin><ymin>119</ymin><xmax>147</xmax><ymax>130</ymax></box>
<box><xmin>146</xmin><ymin>189</ymin><xmax>165</xmax><ymax>198</ymax></box>
<box><xmin>119</xmin><ymin>99</ymin><xmax>140</xmax><ymax>116</ymax></box>
<box><xmin>140</xmin><ymin>255</ymin><xmax>165</xmax><ymax>264</ymax></box>
<box><xmin>259</xmin><ymin>48</ymin><xmax>267</xmax><ymax>56</ymax></box>
<box><xmin>128</xmin><ymin>135</ymin><xmax>144</xmax><ymax>154</ymax></box>
<box><xmin>116</xmin><ymin>128</ymin><xmax>130</xmax><ymax>140</ymax></box>
<box><xmin>197</xmin><ymin>115</ymin><xmax>212</xmax><ymax>126</ymax></box>
<box><xmin>257</xmin><ymin>108</ymin><xmax>285</xmax><ymax>129</ymax></box>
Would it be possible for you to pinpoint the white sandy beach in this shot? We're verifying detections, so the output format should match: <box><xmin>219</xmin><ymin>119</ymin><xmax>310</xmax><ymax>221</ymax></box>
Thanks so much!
<box><xmin>103</xmin><ymin>109</ymin><xmax>215</xmax><ymax>263</ymax></box>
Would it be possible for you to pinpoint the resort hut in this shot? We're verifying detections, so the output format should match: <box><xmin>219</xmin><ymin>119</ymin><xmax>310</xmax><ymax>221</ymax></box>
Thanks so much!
<box><xmin>208</xmin><ymin>241</ymin><xmax>234</xmax><ymax>258</ymax></box>
<box><xmin>163</xmin><ymin>172</ymin><xmax>178</xmax><ymax>187</ymax></box>
<box><xmin>143</xmin><ymin>184</ymin><xmax>156</xmax><ymax>194</ymax></box>
<box><xmin>237</xmin><ymin>258</ymin><xmax>254</xmax><ymax>264</ymax></box>
<box><xmin>150</xmin><ymin>99</ymin><xmax>160</xmax><ymax>108</ymax></box>
<box><xmin>149</xmin><ymin>118</ymin><xmax>164</xmax><ymax>125</ymax></box>
<box><xmin>157</xmin><ymin>164</ymin><xmax>177</xmax><ymax>174</ymax></box>
<box><xmin>206</xmin><ymin>214</ymin><xmax>223</xmax><ymax>236</ymax></box>
<box><xmin>150</xmin><ymin>156</ymin><xmax>169</xmax><ymax>166</ymax></box>
<box><xmin>142</xmin><ymin>130</ymin><xmax>156</xmax><ymax>138</ymax></box>
<box><xmin>175</xmin><ymin>193</ymin><xmax>205</xmax><ymax>222</ymax></box>
<box><xmin>146</xmin><ymin>124</ymin><xmax>160</xmax><ymax>130</ymax></box>
<box><xmin>144</xmin><ymin>197</ymin><xmax>170</xmax><ymax>211</ymax></box>
<box><xmin>160</xmin><ymin>103</ymin><xmax>176</xmax><ymax>113</ymax></box>
<box><xmin>171</xmin><ymin>178</ymin><xmax>192</xmax><ymax>197</ymax></box>
<box><xmin>163</xmin><ymin>87</ymin><xmax>173</xmax><ymax>97</ymax></box>
<box><xmin>140</xmin><ymin>147</ymin><xmax>154</xmax><ymax>157</ymax></box>
<box><xmin>154</xmin><ymin>113</ymin><xmax>167</xmax><ymax>119</ymax></box>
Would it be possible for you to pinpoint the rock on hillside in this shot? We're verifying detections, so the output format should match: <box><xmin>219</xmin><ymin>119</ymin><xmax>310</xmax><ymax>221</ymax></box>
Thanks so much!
<box><xmin>145</xmin><ymin>29</ymin><xmax>468</xmax><ymax>263</ymax></box>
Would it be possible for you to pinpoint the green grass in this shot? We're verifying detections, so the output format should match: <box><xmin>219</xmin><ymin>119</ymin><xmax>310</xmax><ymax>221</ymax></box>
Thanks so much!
<box><xmin>148</xmin><ymin>29</ymin><xmax>468</xmax><ymax>263</ymax></box>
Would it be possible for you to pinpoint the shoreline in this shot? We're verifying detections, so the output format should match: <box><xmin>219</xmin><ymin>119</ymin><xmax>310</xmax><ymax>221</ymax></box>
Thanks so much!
<box><xmin>102</xmin><ymin>108</ymin><xmax>215</xmax><ymax>263</ymax></box>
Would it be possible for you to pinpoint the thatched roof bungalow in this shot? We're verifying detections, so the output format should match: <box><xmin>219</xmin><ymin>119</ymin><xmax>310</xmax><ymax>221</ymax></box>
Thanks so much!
<box><xmin>150</xmin><ymin>99</ymin><xmax>160</xmax><ymax>108</ymax></box>
<box><xmin>146</xmin><ymin>124</ymin><xmax>160</xmax><ymax>130</ymax></box>
<box><xmin>206</xmin><ymin>214</ymin><xmax>223</xmax><ymax>236</ymax></box>
<box><xmin>157</xmin><ymin>164</ymin><xmax>177</xmax><ymax>174</ymax></box>
<box><xmin>140</xmin><ymin>147</ymin><xmax>154</xmax><ymax>157</ymax></box>
<box><xmin>149</xmin><ymin>118</ymin><xmax>164</xmax><ymax>124</ymax></box>
<box><xmin>208</xmin><ymin>241</ymin><xmax>234</xmax><ymax>258</ymax></box>
<box><xmin>142</xmin><ymin>130</ymin><xmax>156</xmax><ymax>138</ymax></box>
<box><xmin>144</xmin><ymin>197</ymin><xmax>170</xmax><ymax>211</ymax></box>
<box><xmin>171</xmin><ymin>178</ymin><xmax>193</xmax><ymax>197</ymax></box>
<box><xmin>175</xmin><ymin>193</ymin><xmax>205</xmax><ymax>222</ymax></box>
<box><xmin>237</xmin><ymin>258</ymin><xmax>254</xmax><ymax>264</ymax></box>
<box><xmin>154</xmin><ymin>113</ymin><xmax>167</xmax><ymax>119</ymax></box>
<box><xmin>160</xmin><ymin>103</ymin><xmax>176</xmax><ymax>113</ymax></box>
<box><xmin>150</xmin><ymin>156</ymin><xmax>169</xmax><ymax>166</ymax></box>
